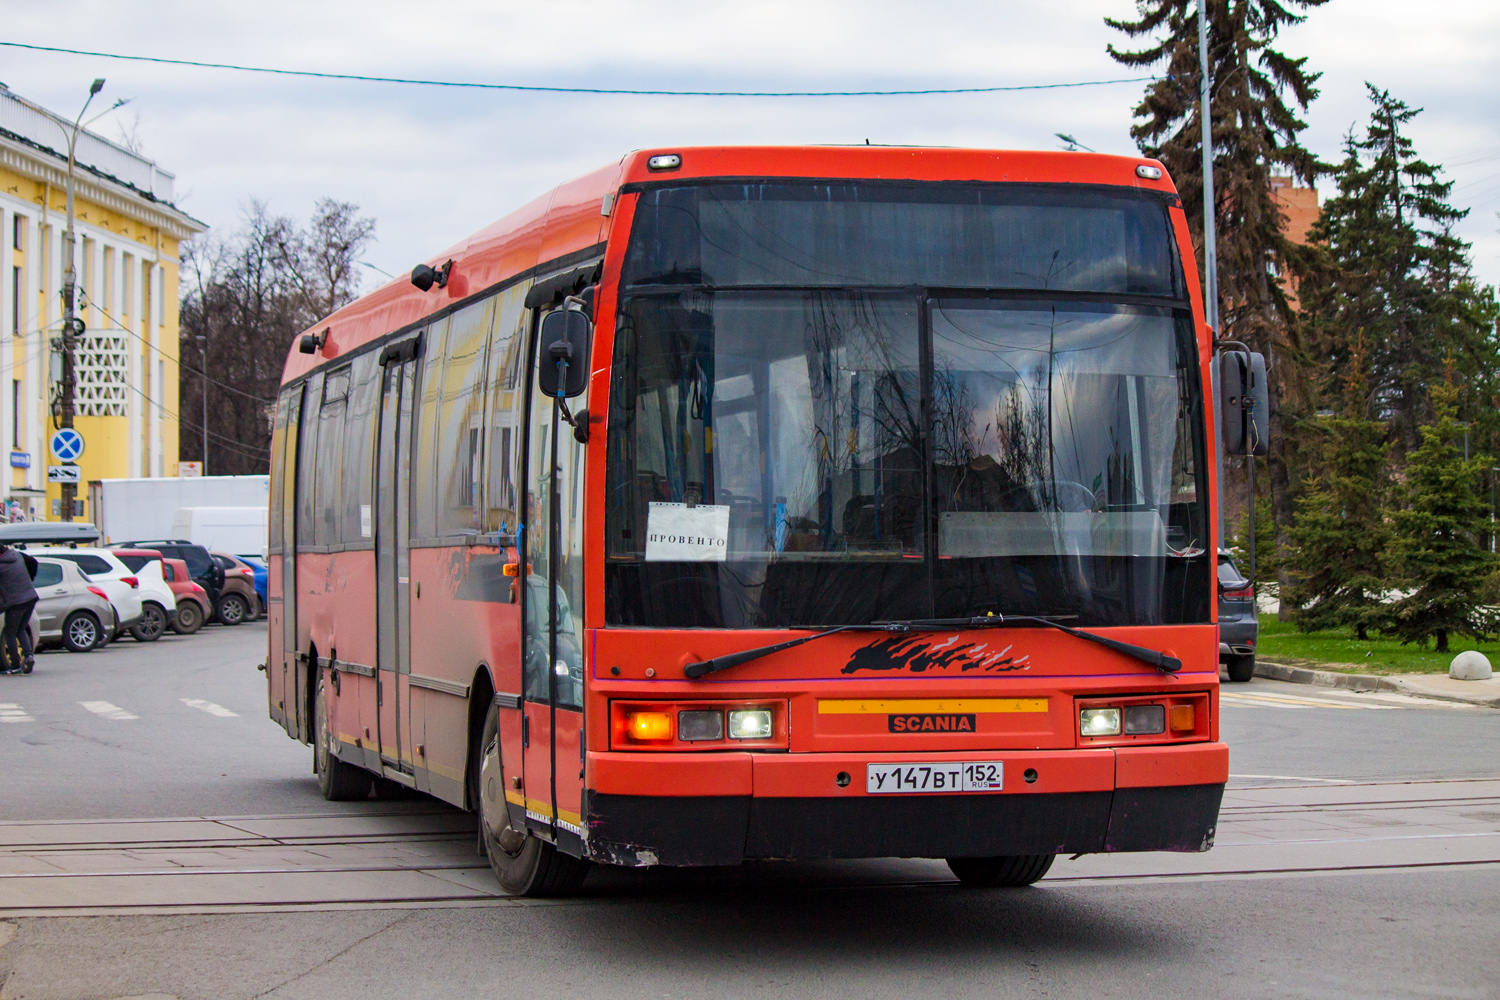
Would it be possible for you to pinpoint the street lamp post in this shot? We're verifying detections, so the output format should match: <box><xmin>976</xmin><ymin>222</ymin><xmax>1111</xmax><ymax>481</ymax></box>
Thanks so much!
<box><xmin>55</xmin><ymin>79</ymin><xmax>108</xmax><ymax>522</ymax></box>
<box><xmin>1200</xmin><ymin>2</ymin><xmax>1226</xmax><ymax>552</ymax></box>
<box><xmin>55</xmin><ymin>79</ymin><xmax>128</xmax><ymax>522</ymax></box>
<box><xmin>196</xmin><ymin>334</ymin><xmax>208</xmax><ymax>472</ymax></box>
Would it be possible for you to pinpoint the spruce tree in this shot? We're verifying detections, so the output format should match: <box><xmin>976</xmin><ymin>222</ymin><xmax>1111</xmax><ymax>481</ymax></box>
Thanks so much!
<box><xmin>1294</xmin><ymin>86</ymin><xmax>1496</xmax><ymax>452</ymax></box>
<box><xmin>1282</xmin><ymin>343</ymin><xmax>1390</xmax><ymax>639</ymax></box>
<box><xmin>1381</xmin><ymin>374</ymin><xmax>1497</xmax><ymax>653</ymax></box>
<box><xmin>1106</xmin><ymin>0</ymin><xmax>1328</xmax><ymax>554</ymax></box>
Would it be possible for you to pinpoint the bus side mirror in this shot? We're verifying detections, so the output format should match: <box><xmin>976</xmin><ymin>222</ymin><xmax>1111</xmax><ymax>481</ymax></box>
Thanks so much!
<box><xmin>1217</xmin><ymin>350</ymin><xmax>1268</xmax><ymax>457</ymax></box>
<box><xmin>538</xmin><ymin>309</ymin><xmax>591</xmax><ymax>399</ymax></box>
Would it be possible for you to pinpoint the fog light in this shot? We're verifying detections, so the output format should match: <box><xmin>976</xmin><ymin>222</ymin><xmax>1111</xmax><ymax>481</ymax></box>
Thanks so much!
<box><xmin>728</xmin><ymin>709</ymin><xmax>773</xmax><ymax>740</ymax></box>
<box><xmin>1123</xmin><ymin>704</ymin><xmax>1166</xmax><ymax>735</ymax></box>
<box><xmin>1080</xmin><ymin>707</ymin><xmax>1121</xmax><ymax>737</ymax></box>
<box><xmin>627</xmin><ymin>711</ymin><xmax>672</xmax><ymax>741</ymax></box>
<box><xmin>678</xmin><ymin>710</ymin><xmax>723</xmax><ymax>742</ymax></box>
<box><xmin>1170</xmin><ymin>704</ymin><xmax>1196</xmax><ymax>732</ymax></box>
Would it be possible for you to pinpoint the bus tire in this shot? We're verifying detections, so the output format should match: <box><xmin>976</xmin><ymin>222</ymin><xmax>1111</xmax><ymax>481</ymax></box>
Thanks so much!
<box><xmin>475</xmin><ymin>707</ymin><xmax>588</xmax><ymax>897</ymax></box>
<box><xmin>946</xmin><ymin>854</ymin><xmax>1055</xmax><ymax>887</ymax></box>
<box><xmin>314</xmin><ymin>675</ymin><xmax>372</xmax><ymax>801</ymax></box>
<box><xmin>1224</xmin><ymin>654</ymin><xmax>1256</xmax><ymax>683</ymax></box>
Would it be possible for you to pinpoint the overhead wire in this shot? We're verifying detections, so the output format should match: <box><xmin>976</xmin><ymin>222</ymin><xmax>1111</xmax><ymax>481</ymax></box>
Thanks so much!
<box><xmin>0</xmin><ymin>41</ymin><xmax>1154</xmax><ymax>98</ymax></box>
<box><xmin>80</xmin><ymin>291</ymin><xmax>276</xmax><ymax>405</ymax></box>
<box><xmin>78</xmin><ymin>298</ymin><xmax>272</xmax><ymax>456</ymax></box>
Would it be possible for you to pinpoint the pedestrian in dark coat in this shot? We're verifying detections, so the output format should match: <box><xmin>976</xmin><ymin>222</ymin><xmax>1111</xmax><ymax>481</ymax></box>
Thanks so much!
<box><xmin>0</xmin><ymin>544</ymin><xmax>38</xmax><ymax>674</ymax></box>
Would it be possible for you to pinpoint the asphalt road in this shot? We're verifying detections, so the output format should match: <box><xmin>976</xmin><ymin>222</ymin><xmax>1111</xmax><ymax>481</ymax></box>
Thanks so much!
<box><xmin>1</xmin><ymin>623</ymin><xmax>1498</xmax><ymax>999</ymax></box>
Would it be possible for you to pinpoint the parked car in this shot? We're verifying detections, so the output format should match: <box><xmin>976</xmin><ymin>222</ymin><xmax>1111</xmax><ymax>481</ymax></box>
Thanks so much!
<box><xmin>237</xmin><ymin>553</ymin><xmax>268</xmax><ymax>613</ymax></box>
<box><xmin>113</xmin><ymin>540</ymin><xmax>225</xmax><ymax>621</ymax></box>
<box><xmin>111</xmin><ymin>549</ymin><xmax>187</xmax><ymax>641</ymax></box>
<box><xmin>27</xmin><ymin>547</ymin><xmax>145</xmax><ymax>640</ymax></box>
<box><xmin>211</xmin><ymin>551</ymin><xmax>262</xmax><ymax>624</ymax></box>
<box><xmin>1219</xmin><ymin>549</ymin><xmax>1259</xmax><ymax>683</ymax></box>
<box><xmin>160</xmin><ymin>558</ymin><xmax>210</xmax><ymax>635</ymax></box>
<box><xmin>31</xmin><ymin>557</ymin><xmax>117</xmax><ymax>652</ymax></box>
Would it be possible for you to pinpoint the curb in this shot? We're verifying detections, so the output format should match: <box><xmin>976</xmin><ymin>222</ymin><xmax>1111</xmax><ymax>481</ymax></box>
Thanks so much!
<box><xmin>1254</xmin><ymin>659</ymin><xmax>1500</xmax><ymax>709</ymax></box>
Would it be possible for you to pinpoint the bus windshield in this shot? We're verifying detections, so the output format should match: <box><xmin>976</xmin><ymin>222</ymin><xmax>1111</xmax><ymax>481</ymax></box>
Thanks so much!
<box><xmin>606</xmin><ymin>182</ymin><xmax>1209</xmax><ymax>629</ymax></box>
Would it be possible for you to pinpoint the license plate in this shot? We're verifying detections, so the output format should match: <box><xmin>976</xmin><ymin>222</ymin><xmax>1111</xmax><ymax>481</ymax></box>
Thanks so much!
<box><xmin>866</xmin><ymin>761</ymin><xmax>1004</xmax><ymax>794</ymax></box>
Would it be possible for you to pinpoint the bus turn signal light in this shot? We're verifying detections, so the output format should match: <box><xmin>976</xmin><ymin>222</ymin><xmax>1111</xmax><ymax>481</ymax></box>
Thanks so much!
<box><xmin>626</xmin><ymin>711</ymin><xmax>673</xmax><ymax>742</ymax></box>
<box><xmin>1170</xmin><ymin>704</ymin><xmax>1195</xmax><ymax>732</ymax></box>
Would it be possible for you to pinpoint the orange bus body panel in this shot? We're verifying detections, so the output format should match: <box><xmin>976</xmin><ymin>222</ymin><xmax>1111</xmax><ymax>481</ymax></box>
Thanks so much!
<box><xmin>275</xmin><ymin>145</ymin><xmax>1225</xmax><ymax>869</ymax></box>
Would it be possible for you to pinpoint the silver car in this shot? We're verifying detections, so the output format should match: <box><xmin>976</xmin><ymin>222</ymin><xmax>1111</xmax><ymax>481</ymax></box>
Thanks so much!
<box><xmin>32</xmin><ymin>557</ymin><xmax>117</xmax><ymax>652</ymax></box>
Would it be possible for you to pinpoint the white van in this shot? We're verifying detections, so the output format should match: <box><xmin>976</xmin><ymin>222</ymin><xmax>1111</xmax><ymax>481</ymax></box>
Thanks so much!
<box><xmin>170</xmin><ymin>507</ymin><xmax>268</xmax><ymax>559</ymax></box>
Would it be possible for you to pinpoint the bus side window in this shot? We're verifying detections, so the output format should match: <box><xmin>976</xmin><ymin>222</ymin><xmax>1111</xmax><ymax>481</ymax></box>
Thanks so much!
<box><xmin>295</xmin><ymin>373</ymin><xmax>324</xmax><ymax>549</ymax></box>
<box><xmin>484</xmin><ymin>282</ymin><xmax>529</xmax><ymax>538</ymax></box>
<box><xmin>435</xmin><ymin>297</ymin><xmax>496</xmax><ymax>536</ymax></box>
<box><xmin>269</xmin><ymin>391</ymin><xmax>289</xmax><ymax>554</ymax></box>
<box><xmin>341</xmin><ymin>353</ymin><xmax>380</xmax><ymax>544</ymax></box>
<box><xmin>315</xmin><ymin>368</ymin><xmax>350</xmax><ymax>547</ymax></box>
<box><xmin>410</xmin><ymin>317</ymin><xmax>449</xmax><ymax>541</ymax></box>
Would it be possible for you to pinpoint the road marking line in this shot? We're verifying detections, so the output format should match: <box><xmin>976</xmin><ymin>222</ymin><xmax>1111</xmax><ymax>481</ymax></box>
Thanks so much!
<box><xmin>1229</xmin><ymin>773</ymin><xmax>1355</xmax><ymax>784</ymax></box>
<box><xmin>0</xmin><ymin>703</ymin><xmax>33</xmax><ymax>723</ymax></box>
<box><xmin>78</xmin><ymin>700</ymin><xmax>138</xmax><ymax>721</ymax></box>
<box><xmin>1220</xmin><ymin>692</ymin><xmax>1385</xmax><ymax>710</ymax></box>
<box><xmin>181</xmin><ymin>698</ymin><xmax>238</xmax><ymax>717</ymax></box>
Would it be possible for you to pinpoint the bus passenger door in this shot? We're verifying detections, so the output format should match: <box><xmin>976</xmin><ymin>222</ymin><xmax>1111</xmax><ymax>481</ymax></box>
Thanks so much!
<box><xmin>275</xmin><ymin>388</ymin><xmax>302</xmax><ymax>737</ymax></box>
<box><xmin>522</xmin><ymin>311</ymin><xmax>588</xmax><ymax>849</ymax></box>
<box><xmin>375</xmin><ymin>346</ymin><xmax>419</xmax><ymax>777</ymax></box>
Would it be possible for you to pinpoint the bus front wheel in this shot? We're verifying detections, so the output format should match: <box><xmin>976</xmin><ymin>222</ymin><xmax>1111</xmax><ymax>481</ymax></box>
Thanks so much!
<box><xmin>946</xmin><ymin>854</ymin><xmax>1055</xmax><ymax>887</ymax></box>
<box><xmin>314</xmin><ymin>675</ymin><xmax>372</xmax><ymax>801</ymax></box>
<box><xmin>475</xmin><ymin>707</ymin><xmax>588</xmax><ymax>897</ymax></box>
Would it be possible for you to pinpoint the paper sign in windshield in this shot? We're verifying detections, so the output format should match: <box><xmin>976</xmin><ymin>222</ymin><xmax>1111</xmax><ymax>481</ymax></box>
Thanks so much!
<box><xmin>646</xmin><ymin>502</ymin><xmax>730</xmax><ymax>562</ymax></box>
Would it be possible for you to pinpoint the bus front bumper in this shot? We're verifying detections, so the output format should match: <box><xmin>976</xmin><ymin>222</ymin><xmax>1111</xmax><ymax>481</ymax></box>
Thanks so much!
<box><xmin>584</xmin><ymin>743</ymin><xmax>1228</xmax><ymax>867</ymax></box>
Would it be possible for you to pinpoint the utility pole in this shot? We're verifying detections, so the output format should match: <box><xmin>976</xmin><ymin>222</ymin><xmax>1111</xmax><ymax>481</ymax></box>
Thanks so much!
<box><xmin>57</xmin><ymin>78</ymin><xmax>106</xmax><ymax>522</ymax></box>
<box><xmin>197</xmin><ymin>333</ymin><xmax>208</xmax><ymax>472</ymax></box>
<box><xmin>1200</xmin><ymin>2</ymin><xmax>1225</xmax><ymax>548</ymax></box>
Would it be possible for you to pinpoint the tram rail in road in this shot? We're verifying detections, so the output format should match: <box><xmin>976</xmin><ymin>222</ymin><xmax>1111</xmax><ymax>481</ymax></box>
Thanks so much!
<box><xmin>3</xmin><ymin>776</ymin><xmax>1498</xmax><ymax>916</ymax></box>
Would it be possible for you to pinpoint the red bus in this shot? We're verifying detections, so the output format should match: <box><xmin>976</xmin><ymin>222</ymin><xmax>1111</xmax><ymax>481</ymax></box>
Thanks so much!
<box><xmin>268</xmin><ymin>146</ymin><xmax>1243</xmax><ymax>896</ymax></box>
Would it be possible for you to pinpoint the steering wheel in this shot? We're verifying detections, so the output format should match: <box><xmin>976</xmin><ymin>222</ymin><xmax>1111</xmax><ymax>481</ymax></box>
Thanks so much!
<box><xmin>998</xmin><ymin>480</ymin><xmax>1098</xmax><ymax>513</ymax></box>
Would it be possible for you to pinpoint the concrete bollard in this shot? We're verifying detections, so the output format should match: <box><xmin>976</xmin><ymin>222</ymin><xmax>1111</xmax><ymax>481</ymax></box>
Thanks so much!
<box><xmin>1450</xmin><ymin>650</ymin><xmax>1493</xmax><ymax>681</ymax></box>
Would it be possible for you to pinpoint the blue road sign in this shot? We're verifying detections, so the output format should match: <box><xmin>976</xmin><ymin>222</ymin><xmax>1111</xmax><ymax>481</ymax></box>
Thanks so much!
<box><xmin>50</xmin><ymin>428</ymin><xmax>85</xmax><ymax>462</ymax></box>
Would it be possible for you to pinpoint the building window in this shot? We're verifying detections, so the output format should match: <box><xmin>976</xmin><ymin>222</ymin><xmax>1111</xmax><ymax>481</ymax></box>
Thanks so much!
<box><xmin>11</xmin><ymin>379</ymin><xmax>20</xmax><ymax>449</ymax></box>
<box><xmin>10</xmin><ymin>213</ymin><xmax>20</xmax><ymax>251</ymax></box>
<box><xmin>9</xmin><ymin>266</ymin><xmax>18</xmax><ymax>337</ymax></box>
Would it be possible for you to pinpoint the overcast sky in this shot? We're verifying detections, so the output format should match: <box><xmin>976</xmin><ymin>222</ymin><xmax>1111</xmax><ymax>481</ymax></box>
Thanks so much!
<box><xmin>5</xmin><ymin>0</ymin><xmax>1498</xmax><ymax>292</ymax></box>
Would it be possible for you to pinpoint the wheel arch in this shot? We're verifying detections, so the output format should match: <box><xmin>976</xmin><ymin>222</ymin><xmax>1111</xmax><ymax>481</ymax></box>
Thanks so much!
<box><xmin>302</xmin><ymin>639</ymin><xmax>320</xmax><ymax>744</ymax></box>
<box><xmin>465</xmin><ymin>663</ymin><xmax>497</xmax><ymax>811</ymax></box>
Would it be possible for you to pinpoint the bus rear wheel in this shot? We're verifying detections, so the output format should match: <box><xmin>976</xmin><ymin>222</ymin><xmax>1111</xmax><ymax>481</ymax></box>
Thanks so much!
<box><xmin>475</xmin><ymin>707</ymin><xmax>588</xmax><ymax>897</ymax></box>
<box><xmin>314</xmin><ymin>676</ymin><xmax>372</xmax><ymax>801</ymax></box>
<box><xmin>946</xmin><ymin>854</ymin><xmax>1055</xmax><ymax>887</ymax></box>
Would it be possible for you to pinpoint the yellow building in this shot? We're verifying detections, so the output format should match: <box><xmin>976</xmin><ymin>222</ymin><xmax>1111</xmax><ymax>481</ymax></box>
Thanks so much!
<box><xmin>0</xmin><ymin>83</ymin><xmax>205</xmax><ymax>520</ymax></box>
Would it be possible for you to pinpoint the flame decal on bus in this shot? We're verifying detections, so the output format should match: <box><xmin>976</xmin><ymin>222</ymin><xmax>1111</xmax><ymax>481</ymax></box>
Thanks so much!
<box><xmin>841</xmin><ymin>634</ymin><xmax>1031</xmax><ymax>674</ymax></box>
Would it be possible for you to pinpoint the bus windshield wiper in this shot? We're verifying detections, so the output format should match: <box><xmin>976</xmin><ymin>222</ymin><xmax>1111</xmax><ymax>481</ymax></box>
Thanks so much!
<box><xmin>873</xmin><ymin>614</ymin><xmax>1182</xmax><ymax>675</ymax></box>
<box><xmin>683</xmin><ymin>613</ymin><xmax>1180</xmax><ymax>679</ymax></box>
<box><xmin>682</xmin><ymin>624</ymin><xmax>873</xmax><ymax>678</ymax></box>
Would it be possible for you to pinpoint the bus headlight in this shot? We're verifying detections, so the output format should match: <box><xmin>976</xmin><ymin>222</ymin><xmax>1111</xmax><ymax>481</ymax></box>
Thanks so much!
<box><xmin>728</xmin><ymin>709</ymin><xmax>773</xmax><ymax>740</ymax></box>
<box><xmin>677</xmin><ymin>710</ymin><xmax>724</xmax><ymax>742</ymax></box>
<box><xmin>1079</xmin><ymin>707</ymin><xmax>1121</xmax><ymax>737</ymax></box>
<box><xmin>1123</xmin><ymin>704</ymin><xmax>1166</xmax><ymax>735</ymax></box>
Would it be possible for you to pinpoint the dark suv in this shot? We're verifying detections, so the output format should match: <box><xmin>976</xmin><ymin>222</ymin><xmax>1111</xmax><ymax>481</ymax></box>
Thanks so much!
<box><xmin>113</xmin><ymin>540</ymin><xmax>226</xmax><ymax>622</ymax></box>
<box><xmin>1218</xmin><ymin>549</ymin><xmax>1259</xmax><ymax>682</ymax></box>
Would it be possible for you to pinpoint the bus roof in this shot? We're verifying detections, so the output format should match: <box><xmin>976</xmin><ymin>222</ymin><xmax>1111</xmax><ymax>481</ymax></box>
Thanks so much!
<box><xmin>280</xmin><ymin>146</ymin><xmax>1175</xmax><ymax>383</ymax></box>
